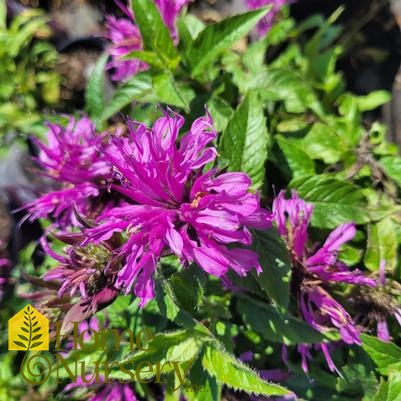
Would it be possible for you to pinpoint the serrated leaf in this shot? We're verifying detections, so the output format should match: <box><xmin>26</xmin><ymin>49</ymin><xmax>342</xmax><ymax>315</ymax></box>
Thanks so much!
<box><xmin>186</xmin><ymin>360</ymin><xmax>221</xmax><ymax>401</ymax></box>
<box><xmin>118</xmin><ymin>329</ymin><xmax>204</xmax><ymax>374</ymax></box>
<box><xmin>132</xmin><ymin>0</ymin><xmax>178</xmax><ymax>67</ymax></box>
<box><xmin>249</xmin><ymin>68</ymin><xmax>323</xmax><ymax>116</ymax></box>
<box><xmin>364</xmin><ymin>218</ymin><xmax>397</xmax><ymax>272</ymax></box>
<box><xmin>237</xmin><ymin>297</ymin><xmax>327</xmax><ymax>344</ymax></box>
<box><xmin>380</xmin><ymin>156</ymin><xmax>401</xmax><ymax>188</ymax></box>
<box><xmin>276</xmin><ymin>135</ymin><xmax>315</xmax><ymax>179</ymax></box>
<box><xmin>101</xmin><ymin>72</ymin><xmax>155</xmax><ymax>121</ymax></box>
<box><xmin>187</xmin><ymin>8</ymin><xmax>270</xmax><ymax>77</ymax></box>
<box><xmin>31</xmin><ymin>342</ymin><xmax>43</xmax><ymax>348</ymax></box>
<box><xmin>201</xmin><ymin>342</ymin><xmax>291</xmax><ymax>397</ymax></box>
<box><xmin>85</xmin><ymin>53</ymin><xmax>108</xmax><ymax>124</ymax></box>
<box><xmin>290</xmin><ymin>175</ymin><xmax>369</xmax><ymax>228</ymax></box>
<box><xmin>361</xmin><ymin>334</ymin><xmax>401</xmax><ymax>375</ymax></box>
<box><xmin>220</xmin><ymin>93</ymin><xmax>269</xmax><ymax>189</ymax></box>
<box><xmin>296</xmin><ymin>122</ymin><xmax>348</xmax><ymax>164</ymax></box>
<box><xmin>251</xmin><ymin>228</ymin><xmax>291</xmax><ymax>308</ymax></box>
<box><xmin>152</xmin><ymin>73</ymin><xmax>194</xmax><ymax>110</ymax></box>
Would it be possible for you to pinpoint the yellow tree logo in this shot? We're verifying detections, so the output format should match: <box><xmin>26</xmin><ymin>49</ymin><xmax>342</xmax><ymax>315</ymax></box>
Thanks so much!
<box><xmin>8</xmin><ymin>305</ymin><xmax>49</xmax><ymax>351</ymax></box>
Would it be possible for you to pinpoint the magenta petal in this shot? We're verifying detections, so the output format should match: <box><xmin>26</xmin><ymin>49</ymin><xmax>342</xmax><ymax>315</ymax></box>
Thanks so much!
<box><xmin>193</xmin><ymin>246</ymin><xmax>229</xmax><ymax>276</ymax></box>
<box><xmin>321</xmin><ymin>222</ymin><xmax>356</xmax><ymax>253</ymax></box>
<box><xmin>165</xmin><ymin>226</ymin><xmax>184</xmax><ymax>257</ymax></box>
<box><xmin>377</xmin><ymin>319</ymin><xmax>391</xmax><ymax>342</ymax></box>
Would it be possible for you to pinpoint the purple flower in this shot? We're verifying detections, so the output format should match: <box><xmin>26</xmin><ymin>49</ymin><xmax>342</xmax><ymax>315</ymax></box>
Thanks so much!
<box><xmin>85</xmin><ymin>110</ymin><xmax>271</xmax><ymax>306</ymax></box>
<box><xmin>64</xmin><ymin>377</ymin><xmax>137</xmax><ymax>401</ymax></box>
<box><xmin>154</xmin><ymin>0</ymin><xmax>190</xmax><ymax>41</ymax></box>
<box><xmin>105</xmin><ymin>15</ymin><xmax>148</xmax><ymax>81</ymax></box>
<box><xmin>26</xmin><ymin>117</ymin><xmax>114</xmax><ymax>227</ymax></box>
<box><xmin>245</xmin><ymin>0</ymin><xmax>295</xmax><ymax>36</ymax></box>
<box><xmin>273</xmin><ymin>191</ymin><xmax>376</xmax><ymax>291</ymax></box>
<box><xmin>272</xmin><ymin>190</ymin><xmax>375</xmax><ymax>372</ymax></box>
<box><xmin>105</xmin><ymin>0</ymin><xmax>190</xmax><ymax>81</ymax></box>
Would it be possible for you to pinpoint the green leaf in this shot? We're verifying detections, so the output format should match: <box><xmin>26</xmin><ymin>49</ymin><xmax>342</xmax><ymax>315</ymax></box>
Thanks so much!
<box><xmin>186</xmin><ymin>8</ymin><xmax>270</xmax><ymax>77</ymax></box>
<box><xmin>249</xmin><ymin>68</ymin><xmax>323</xmax><ymax>116</ymax></box>
<box><xmin>296</xmin><ymin>122</ymin><xmax>348</xmax><ymax>164</ymax></box>
<box><xmin>251</xmin><ymin>228</ymin><xmax>291</xmax><ymax>308</ymax></box>
<box><xmin>374</xmin><ymin>372</ymin><xmax>401</xmax><ymax>401</ymax></box>
<box><xmin>123</xmin><ymin>50</ymin><xmax>164</xmax><ymax>68</ymax></box>
<box><xmin>357</xmin><ymin>91</ymin><xmax>391</xmax><ymax>112</ymax></box>
<box><xmin>13</xmin><ymin>341</ymin><xmax>26</xmax><ymax>349</ymax></box>
<box><xmin>361</xmin><ymin>334</ymin><xmax>401</xmax><ymax>375</ymax></box>
<box><xmin>219</xmin><ymin>93</ymin><xmax>269</xmax><ymax>189</ymax></box>
<box><xmin>31</xmin><ymin>342</ymin><xmax>43</xmax><ymax>349</ymax></box>
<box><xmin>118</xmin><ymin>330</ymin><xmax>204</xmax><ymax>375</ymax></box>
<box><xmin>290</xmin><ymin>175</ymin><xmax>369</xmax><ymax>228</ymax></box>
<box><xmin>152</xmin><ymin>73</ymin><xmax>194</xmax><ymax>110</ymax></box>
<box><xmin>201</xmin><ymin>342</ymin><xmax>291</xmax><ymax>397</ymax></box>
<box><xmin>85</xmin><ymin>53</ymin><xmax>108</xmax><ymax>125</ymax></box>
<box><xmin>18</xmin><ymin>334</ymin><xmax>28</xmax><ymax>342</ymax></box>
<box><xmin>373</xmin><ymin>379</ymin><xmax>389</xmax><ymax>401</ymax></box>
<box><xmin>8</xmin><ymin>16</ymin><xmax>47</xmax><ymax>57</ymax></box>
<box><xmin>186</xmin><ymin>360</ymin><xmax>221</xmax><ymax>401</ymax></box>
<box><xmin>276</xmin><ymin>135</ymin><xmax>315</xmax><ymax>179</ymax></box>
<box><xmin>387</xmin><ymin>372</ymin><xmax>401</xmax><ymax>401</ymax></box>
<box><xmin>207</xmin><ymin>97</ymin><xmax>233</xmax><ymax>132</ymax></box>
<box><xmin>177</xmin><ymin>14</ymin><xmax>205</xmax><ymax>46</ymax></box>
<box><xmin>380</xmin><ymin>156</ymin><xmax>401</xmax><ymax>188</ymax></box>
<box><xmin>237</xmin><ymin>297</ymin><xmax>327</xmax><ymax>344</ymax></box>
<box><xmin>170</xmin><ymin>268</ymin><xmax>205</xmax><ymax>314</ymax></box>
<box><xmin>155</xmin><ymin>277</ymin><xmax>196</xmax><ymax>329</ymax></box>
<box><xmin>101</xmin><ymin>71</ymin><xmax>155</xmax><ymax>121</ymax></box>
<box><xmin>0</xmin><ymin>0</ymin><xmax>6</xmax><ymax>30</ymax></box>
<box><xmin>364</xmin><ymin>218</ymin><xmax>397</xmax><ymax>272</ymax></box>
<box><xmin>132</xmin><ymin>0</ymin><xmax>178</xmax><ymax>68</ymax></box>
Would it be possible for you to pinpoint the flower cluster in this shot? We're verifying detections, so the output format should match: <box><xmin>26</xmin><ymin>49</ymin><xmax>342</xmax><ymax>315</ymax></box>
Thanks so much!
<box><xmin>29</xmin><ymin>110</ymin><xmax>270</xmax><ymax>310</ymax></box>
<box><xmin>105</xmin><ymin>0</ymin><xmax>190</xmax><ymax>81</ymax></box>
<box><xmin>272</xmin><ymin>191</ymin><xmax>376</xmax><ymax>372</ymax></box>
